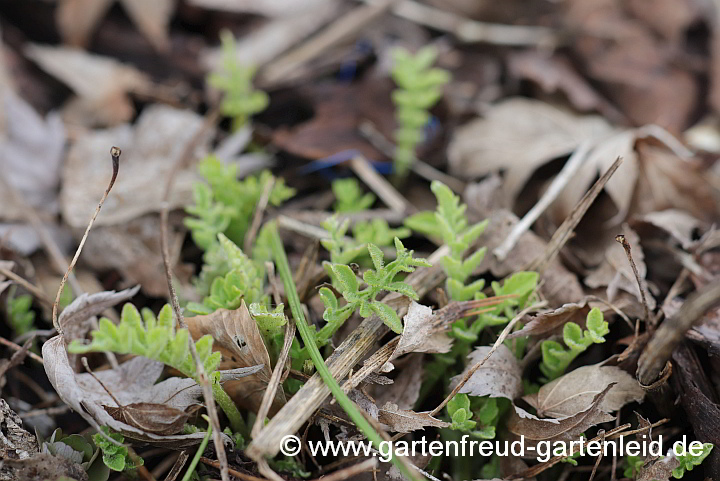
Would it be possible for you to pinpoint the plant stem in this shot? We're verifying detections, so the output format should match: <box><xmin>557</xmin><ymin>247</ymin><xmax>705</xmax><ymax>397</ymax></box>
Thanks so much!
<box><xmin>182</xmin><ymin>422</ymin><xmax>213</xmax><ymax>481</ymax></box>
<box><xmin>268</xmin><ymin>222</ymin><xmax>419</xmax><ymax>481</ymax></box>
<box><xmin>212</xmin><ymin>379</ymin><xmax>247</xmax><ymax>436</ymax></box>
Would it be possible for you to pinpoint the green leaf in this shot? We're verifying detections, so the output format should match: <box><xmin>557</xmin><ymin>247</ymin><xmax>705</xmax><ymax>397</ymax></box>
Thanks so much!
<box><xmin>370</xmin><ymin>301</ymin><xmax>403</xmax><ymax>334</ymax></box>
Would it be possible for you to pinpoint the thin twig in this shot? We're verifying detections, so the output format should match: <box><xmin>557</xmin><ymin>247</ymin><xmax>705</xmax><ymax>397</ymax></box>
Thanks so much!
<box><xmin>52</xmin><ymin>147</ymin><xmax>120</xmax><ymax>336</ymax></box>
<box><xmin>245</xmin><ymin>176</ymin><xmax>276</xmax><ymax>254</ymax></box>
<box><xmin>0</xmin><ymin>335</ymin><xmax>44</xmax><ymax>364</ymax></box>
<box><xmin>349</xmin><ymin>156</ymin><xmax>412</xmax><ymax>214</ymax></box>
<box><xmin>494</xmin><ymin>140</ymin><xmax>592</xmax><ymax>261</ymax></box>
<box><xmin>161</xmin><ymin>450</ymin><xmax>188</xmax><ymax>481</ymax></box>
<box><xmin>528</xmin><ymin>157</ymin><xmax>623</xmax><ymax>273</ymax></box>
<box><xmin>637</xmin><ymin>278</ymin><xmax>720</xmax><ymax>386</ymax></box>
<box><xmin>159</xmin><ymin>109</ymin><xmax>229</xmax><ymax>481</ymax></box>
<box><xmin>252</xmin><ymin>318</ymin><xmax>296</xmax><ymax>439</ymax></box>
<box><xmin>0</xmin><ymin>267</ymin><xmax>53</xmax><ymax>307</ymax></box>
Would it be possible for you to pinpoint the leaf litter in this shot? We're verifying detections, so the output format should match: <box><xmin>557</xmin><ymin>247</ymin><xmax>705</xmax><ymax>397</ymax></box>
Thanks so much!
<box><xmin>1</xmin><ymin>1</ymin><xmax>719</xmax><ymax>480</ymax></box>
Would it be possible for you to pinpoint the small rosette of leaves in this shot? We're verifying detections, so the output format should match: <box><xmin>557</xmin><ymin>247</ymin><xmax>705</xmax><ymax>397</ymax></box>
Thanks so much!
<box><xmin>391</xmin><ymin>46</ymin><xmax>451</xmax><ymax>176</ymax></box>
<box><xmin>209</xmin><ymin>29</ymin><xmax>269</xmax><ymax>130</ymax></box>
<box><xmin>93</xmin><ymin>427</ymin><xmax>141</xmax><ymax>472</ymax></box>
<box><xmin>68</xmin><ymin>303</ymin><xmax>221</xmax><ymax>380</ymax></box>
<box><xmin>318</xmin><ymin>238</ymin><xmax>430</xmax><ymax>340</ymax></box>
<box><xmin>673</xmin><ymin>443</ymin><xmax>714</xmax><ymax>478</ymax></box>
<box><xmin>188</xmin><ymin>234</ymin><xmax>268</xmax><ymax>315</ymax></box>
<box><xmin>540</xmin><ymin>307</ymin><xmax>609</xmax><ymax>381</ymax></box>
<box><xmin>332</xmin><ymin>178</ymin><xmax>375</xmax><ymax>213</ymax></box>
<box><xmin>446</xmin><ymin>393</ymin><xmax>506</xmax><ymax>440</ymax></box>
<box><xmin>185</xmin><ymin>155</ymin><xmax>295</xmax><ymax>252</ymax></box>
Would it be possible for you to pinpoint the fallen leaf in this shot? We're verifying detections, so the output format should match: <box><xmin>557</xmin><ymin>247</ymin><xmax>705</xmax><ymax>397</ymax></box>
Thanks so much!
<box><xmin>448</xmin><ymin>98</ymin><xmax>613</xmax><ymax>202</ymax></box>
<box><xmin>81</xmin><ymin>215</ymin><xmax>193</xmax><ymax>297</ymax></box>
<box><xmin>390</xmin><ymin>302</ymin><xmax>452</xmax><ymax>360</ymax></box>
<box><xmin>449</xmin><ymin>345</ymin><xmax>523</xmax><ymax>400</ymax></box>
<box><xmin>378</xmin><ymin>402</ymin><xmax>449</xmax><ymax>433</ymax></box>
<box><xmin>60</xmin><ymin>104</ymin><xmax>212</xmax><ymax>228</ymax></box>
<box><xmin>0</xmin><ymin>91</ymin><xmax>66</xmax><ymax>222</ymax></box>
<box><xmin>25</xmin><ymin>44</ymin><xmax>152</xmax><ymax>126</ymax></box>
<box><xmin>58</xmin><ymin>285</ymin><xmax>141</xmax><ymax>342</ymax></box>
<box><xmin>475</xmin><ymin>209</ymin><xmax>584</xmax><ymax>306</ymax></box>
<box><xmin>507</xmin><ymin>385</ymin><xmax>615</xmax><ymax>443</ymax></box>
<box><xmin>2</xmin><ymin>453</ymin><xmax>88</xmax><ymax>481</ymax></box>
<box><xmin>507</xmin><ymin>51</ymin><xmax>625</xmax><ymax>122</ymax></box>
<box><xmin>507</xmin><ymin>301</ymin><xmax>590</xmax><ymax>340</ymax></box>
<box><xmin>564</xmin><ymin>0</ymin><xmax>698</xmax><ymax>132</ymax></box>
<box><xmin>42</xmin><ymin>337</ymin><xmax>211</xmax><ymax>446</ymax></box>
<box><xmin>635</xmin><ymin>209</ymin><xmax>704</xmax><ymax>249</ymax></box>
<box><xmin>585</xmin><ymin>223</ymin><xmax>656</xmax><ymax>310</ymax></box>
<box><xmin>374</xmin><ymin>353</ymin><xmax>423</xmax><ymax>411</ymax></box>
<box><xmin>186</xmin><ymin>301</ymin><xmax>283</xmax><ymax>413</ymax></box>
<box><xmin>523</xmin><ymin>365</ymin><xmax>644</xmax><ymax>418</ymax></box>
<box><xmin>56</xmin><ymin>0</ymin><xmax>175</xmax><ymax>52</ymax></box>
<box><xmin>637</xmin><ymin>456</ymin><xmax>680</xmax><ymax>481</ymax></box>
<box><xmin>104</xmin><ymin>402</ymin><xmax>189</xmax><ymax>436</ymax></box>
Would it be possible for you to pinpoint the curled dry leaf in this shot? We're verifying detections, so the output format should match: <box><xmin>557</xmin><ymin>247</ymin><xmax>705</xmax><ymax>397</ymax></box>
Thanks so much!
<box><xmin>103</xmin><ymin>402</ymin><xmax>190</xmax><ymax>436</ymax></box>
<box><xmin>390</xmin><ymin>301</ymin><xmax>452</xmax><ymax>360</ymax></box>
<box><xmin>60</xmin><ymin>104</ymin><xmax>212</xmax><ymax>229</ymax></box>
<box><xmin>637</xmin><ymin>455</ymin><xmax>680</xmax><ymax>481</ymax></box>
<box><xmin>449</xmin><ymin>345</ymin><xmax>523</xmax><ymax>400</ymax></box>
<box><xmin>507</xmin><ymin>301</ymin><xmax>590</xmax><ymax>340</ymax></box>
<box><xmin>508</xmin><ymin>385</ymin><xmax>615</xmax><ymax>443</ymax></box>
<box><xmin>374</xmin><ymin>353</ymin><xmax>424</xmax><ymax>411</ymax></box>
<box><xmin>378</xmin><ymin>402</ymin><xmax>449</xmax><ymax>433</ymax></box>
<box><xmin>186</xmin><ymin>301</ymin><xmax>283</xmax><ymax>413</ymax></box>
<box><xmin>42</xmin><ymin>338</ymin><xmax>212</xmax><ymax>447</ymax></box>
<box><xmin>523</xmin><ymin>365</ymin><xmax>644</xmax><ymax>418</ymax></box>
<box><xmin>636</xmin><ymin>209</ymin><xmax>704</xmax><ymax>250</ymax></box>
<box><xmin>58</xmin><ymin>285</ymin><xmax>140</xmax><ymax>340</ymax></box>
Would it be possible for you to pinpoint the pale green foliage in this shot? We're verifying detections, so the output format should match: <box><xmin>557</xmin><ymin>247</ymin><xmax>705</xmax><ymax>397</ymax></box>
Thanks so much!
<box><xmin>406</xmin><ymin>181</ymin><xmax>487</xmax><ymax>301</ymax></box>
<box><xmin>624</xmin><ymin>455</ymin><xmax>644</xmax><ymax>479</ymax></box>
<box><xmin>332</xmin><ymin>178</ymin><xmax>375</xmax><ymax>213</ymax></box>
<box><xmin>209</xmin><ymin>30</ymin><xmax>269</xmax><ymax>131</ymax></box>
<box><xmin>321</xmin><ymin>216</ymin><xmax>368</xmax><ymax>267</ymax></box>
<box><xmin>185</xmin><ymin>155</ymin><xmax>294</xmax><ymax>252</ymax></box>
<box><xmin>352</xmin><ymin>218</ymin><xmax>410</xmax><ymax>246</ymax></box>
<box><xmin>187</xmin><ymin>234</ymin><xmax>268</xmax><ymax>315</ymax></box>
<box><xmin>68</xmin><ymin>304</ymin><xmax>221</xmax><ymax>380</ymax></box>
<box><xmin>673</xmin><ymin>443</ymin><xmax>714</xmax><ymax>478</ymax></box>
<box><xmin>7</xmin><ymin>292</ymin><xmax>35</xmax><ymax>337</ymax></box>
<box><xmin>391</xmin><ymin>46</ymin><xmax>451</xmax><ymax>176</ymax></box>
<box><xmin>93</xmin><ymin>428</ymin><xmax>141</xmax><ymax>472</ymax></box>
<box><xmin>447</xmin><ymin>393</ymin><xmax>503</xmax><ymax>439</ymax></box>
<box><xmin>447</xmin><ymin>393</ymin><xmax>475</xmax><ymax>431</ymax></box>
<box><xmin>540</xmin><ymin>308</ymin><xmax>609</xmax><ymax>381</ymax></box>
<box><xmin>318</xmin><ymin>238</ymin><xmax>430</xmax><ymax>339</ymax></box>
<box><xmin>248</xmin><ymin>302</ymin><xmax>287</xmax><ymax>337</ymax></box>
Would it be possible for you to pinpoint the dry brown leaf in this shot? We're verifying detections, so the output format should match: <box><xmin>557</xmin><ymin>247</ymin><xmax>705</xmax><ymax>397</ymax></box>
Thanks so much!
<box><xmin>448</xmin><ymin>98</ymin><xmax>613</xmax><ymax>201</ymax></box>
<box><xmin>25</xmin><ymin>44</ymin><xmax>151</xmax><ymax>126</ymax></box>
<box><xmin>104</xmin><ymin>402</ymin><xmax>189</xmax><ymax>436</ymax></box>
<box><xmin>0</xmin><ymin>91</ymin><xmax>65</xmax><ymax>223</ymax></box>
<box><xmin>637</xmin><ymin>456</ymin><xmax>680</xmax><ymax>481</ymax></box>
<box><xmin>390</xmin><ymin>302</ymin><xmax>452</xmax><ymax>360</ymax></box>
<box><xmin>474</xmin><ymin>209</ymin><xmax>584</xmax><ymax>306</ymax></box>
<box><xmin>449</xmin><ymin>345</ymin><xmax>523</xmax><ymax>400</ymax></box>
<box><xmin>507</xmin><ymin>301</ymin><xmax>590</xmax><ymax>340</ymax></box>
<box><xmin>636</xmin><ymin>209</ymin><xmax>704</xmax><ymax>249</ymax></box>
<box><xmin>42</xmin><ymin>337</ymin><xmax>211</xmax><ymax>447</ymax></box>
<box><xmin>507</xmin><ymin>385</ymin><xmax>615</xmax><ymax>443</ymax></box>
<box><xmin>374</xmin><ymin>353</ymin><xmax>423</xmax><ymax>411</ymax></box>
<box><xmin>81</xmin><ymin>215</ymin><xmax>192</xmax><ymax>297</ymax></box>
<box><xmin>585</xmin><ymin>223</ymin><xmax>656</xmax><ymax>310</ymax></box>
<box><xmin>60</xmin><ymin>104</ymin><xmax>211</xmax><ymax>228</ymax></box>
<box><xmin>378</xmin><ymin>402</ymin><xmax>449</xmax><ymax>433</ymax></box>
<box><xmin>58</xmin><ymin>285</ymin><xmax>140</xmax><ymax>343</ymax></box>
<box><xmin>523</xmin><ymin>365</ymin><xmax>644</xmax><ymax>418</ymax></box>
<box><xmin>186</xmin><ymin>302</ymin><xmax>283</xmax><ymax>413</ymax></box>
<box><xmin>3</xmin><ymin>453</ymin><xmax>88</xmax><ymax>481</ymax></box>
<box><xmin>56</xmin><ymin>0</ymin><xmax>174</xmax><ymax>52</ymax></box>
